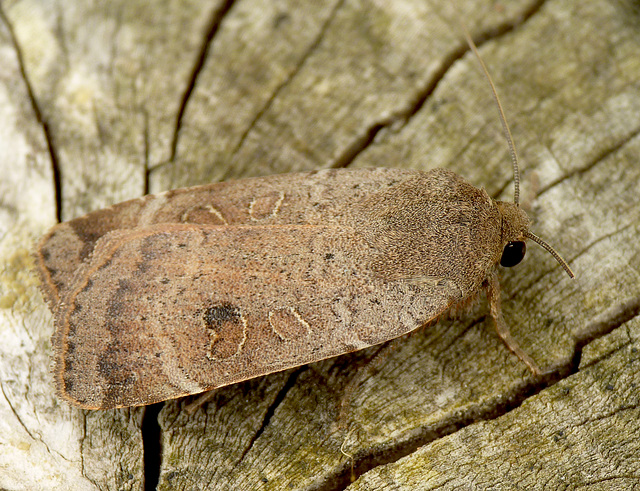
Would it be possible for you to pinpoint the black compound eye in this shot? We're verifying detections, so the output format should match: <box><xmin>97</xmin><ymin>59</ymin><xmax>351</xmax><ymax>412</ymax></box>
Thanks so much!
<box><xmin>500</xmin><ymin>241</ymin><xmax>526</xmax><ymax>267</ymax></box>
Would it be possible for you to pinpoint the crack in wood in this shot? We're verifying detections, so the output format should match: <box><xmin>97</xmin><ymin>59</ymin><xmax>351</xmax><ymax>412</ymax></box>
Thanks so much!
<box><xmin>169</xmin><ymin>0</ymin><xmax>237</xmax><ymax>164</ymax></box>
<box><xmin>0</xmin><ymin>5</ymin><xmax>63</xmax><ymax>222</ymax></box>
<box><xmin>225</xmin><ymin>0</ymin><xmax>348</xmax><ymax>178</ymax></box>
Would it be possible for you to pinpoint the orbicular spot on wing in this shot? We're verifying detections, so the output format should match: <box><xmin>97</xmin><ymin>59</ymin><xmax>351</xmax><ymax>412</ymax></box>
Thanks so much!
<box><xmin>249</xmin><ymin>191</ymin><xmax>285</xmax><ymax>221</ymax></box>
<box><xmin>268</xmin><ymin>307</ymin><xmax>311</xmax><ymax>341</ymax></box>
<box><xmin>180</xmin><ymin>205</ymin><xmax>228</xmax><ymax>225</ymax></box>
<box><xmin>202</xmin><ymin>303</ymin><xmax>247</xmax><ymax>360</ymax></box>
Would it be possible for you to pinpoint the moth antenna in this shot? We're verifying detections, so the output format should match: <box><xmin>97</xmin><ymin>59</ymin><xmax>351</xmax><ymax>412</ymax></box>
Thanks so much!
<box><xmin>459</xmin><ymin>22</ymin><xmax>520</xmax><ymax>205</ymax></box>
<box><xmin>458</xmin><ymin>19</ymin><xmax>574</xmax><ymax>279</ymax></box>
<box><xmin>524</xmin><ymin>231</ymin><xmax>575</xmax><ymax>278</ymax></box>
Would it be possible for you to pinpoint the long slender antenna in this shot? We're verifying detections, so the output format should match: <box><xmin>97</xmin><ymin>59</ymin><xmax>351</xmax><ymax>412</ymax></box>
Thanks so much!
<box><xmin>525</xmin><ymin>231</ymin><xmax>575</xmax><ymax>278</ymax></box>
<box><xmin>459</xmin><ymin>23</ymin><xmax>521</xmax><ymax>205</ymax></box>
<box><xmin>458</xmin><ymin>18</ymin><xmax>574</xmax><ymax>279</ymax></box>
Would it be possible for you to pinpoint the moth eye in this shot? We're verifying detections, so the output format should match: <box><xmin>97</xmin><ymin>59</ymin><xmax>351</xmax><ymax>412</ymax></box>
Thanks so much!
<box><xmin>500</xmin><ymin>241</ymin><xmax>526</xmax><ymax>268</ymax></box>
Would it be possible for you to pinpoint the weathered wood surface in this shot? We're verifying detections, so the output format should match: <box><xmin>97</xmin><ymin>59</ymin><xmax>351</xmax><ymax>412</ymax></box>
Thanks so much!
<box><xmin>0</xmin><ymin>0</ymin><xmax>638</xmax><ymax>489</ymax></box>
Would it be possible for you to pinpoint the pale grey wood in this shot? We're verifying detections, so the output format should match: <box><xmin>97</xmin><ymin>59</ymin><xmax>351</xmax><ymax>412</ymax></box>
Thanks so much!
<box><xmin>4</xmin><ymin>0</ymin><xmax>229</xmax><ymax>220</ymax></box>
<box><xmin>0</xmin><ymin>0</ymin><xmax>638</xmax><ymax>489</ymax></box>
<box><xmin>0</xmin><ymin>4</ymin><xmax>92</xmax><ymax>490</ymax></box>
<box><xmin>348</xmin><ymin>317</ymin><xmax>640</xmax><ymax>490</ymax></box>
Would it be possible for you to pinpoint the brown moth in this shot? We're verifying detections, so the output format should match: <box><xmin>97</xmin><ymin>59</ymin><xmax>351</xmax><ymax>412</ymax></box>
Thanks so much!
<box><xmin>36</xmin><ymin>166</ymin><xmax>572</xmax><ymax>409</ymax></box>
<box><xmin>35</xmin><ymin>34</ymin><xmax>573</xmax><ymax>411</ymax></box>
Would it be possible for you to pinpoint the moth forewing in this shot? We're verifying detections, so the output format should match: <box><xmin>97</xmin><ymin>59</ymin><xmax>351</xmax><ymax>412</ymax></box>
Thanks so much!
<box><xmin>45</xmin><ymin>168</ymin><xmax>519</xmax><ymax>409</ymax></box>
<box><xmin>37</xmin><ymin>169</ymin><xmax>423</xmax><ymax>307</ymax></box>
<box><xmin>53</xmin><ymin>222</ymin><xmax>455</xmax><ymax>409</ymax></box>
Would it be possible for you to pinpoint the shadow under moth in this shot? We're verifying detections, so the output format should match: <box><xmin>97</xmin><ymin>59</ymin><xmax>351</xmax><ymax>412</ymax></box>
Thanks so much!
<box><xmin>35</xmin><ymin>31</ymin><xmax>573</xmax><ymax>411</ymax></box>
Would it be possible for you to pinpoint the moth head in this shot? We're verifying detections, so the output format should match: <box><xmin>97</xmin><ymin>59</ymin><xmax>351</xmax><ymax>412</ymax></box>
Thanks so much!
<box><xmin>495</xmin><ymin>201</ymin><xmax>574</xmax><ymax>277</ymax></box>
<box><xmin>462</xmin><ymin>23</ymin><xmax>574</xmax><ymax>279</ymax></box>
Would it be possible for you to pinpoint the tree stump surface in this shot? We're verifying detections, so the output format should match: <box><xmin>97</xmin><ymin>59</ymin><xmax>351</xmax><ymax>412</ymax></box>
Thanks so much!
<box><xmin>1</xmin><ymin>0</ymin><xmax>638</xmax><ymax>489</ymax></box>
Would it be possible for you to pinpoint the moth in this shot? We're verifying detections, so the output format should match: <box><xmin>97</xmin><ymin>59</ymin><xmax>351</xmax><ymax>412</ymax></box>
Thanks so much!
<box><xmin>35</xmin><ymin>33</ymin><xmax>573</xmax><ymax>411</ymax></box>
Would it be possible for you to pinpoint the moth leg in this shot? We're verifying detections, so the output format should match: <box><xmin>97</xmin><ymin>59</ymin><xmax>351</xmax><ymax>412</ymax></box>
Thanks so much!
<box><xmin>340</xmin><ymin>425</ymin><xmax>358</xmax><ymax>483</ymax></box>
<box><xmin>486</xmin><ymin>272</ymin><xmax>542</xmax><ymax>376</ymax></box>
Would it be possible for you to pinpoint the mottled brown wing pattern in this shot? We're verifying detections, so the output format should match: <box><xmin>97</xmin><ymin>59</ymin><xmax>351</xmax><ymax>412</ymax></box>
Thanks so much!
<box><xmin>36</xmin><ymin>168</ymin><xmax>422</xmax><ymax>307</ymax></box>
<box><xmin>54</xmin><ymin>223</ymin><xmax>457</xmax><ymax>409</ymax></box>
